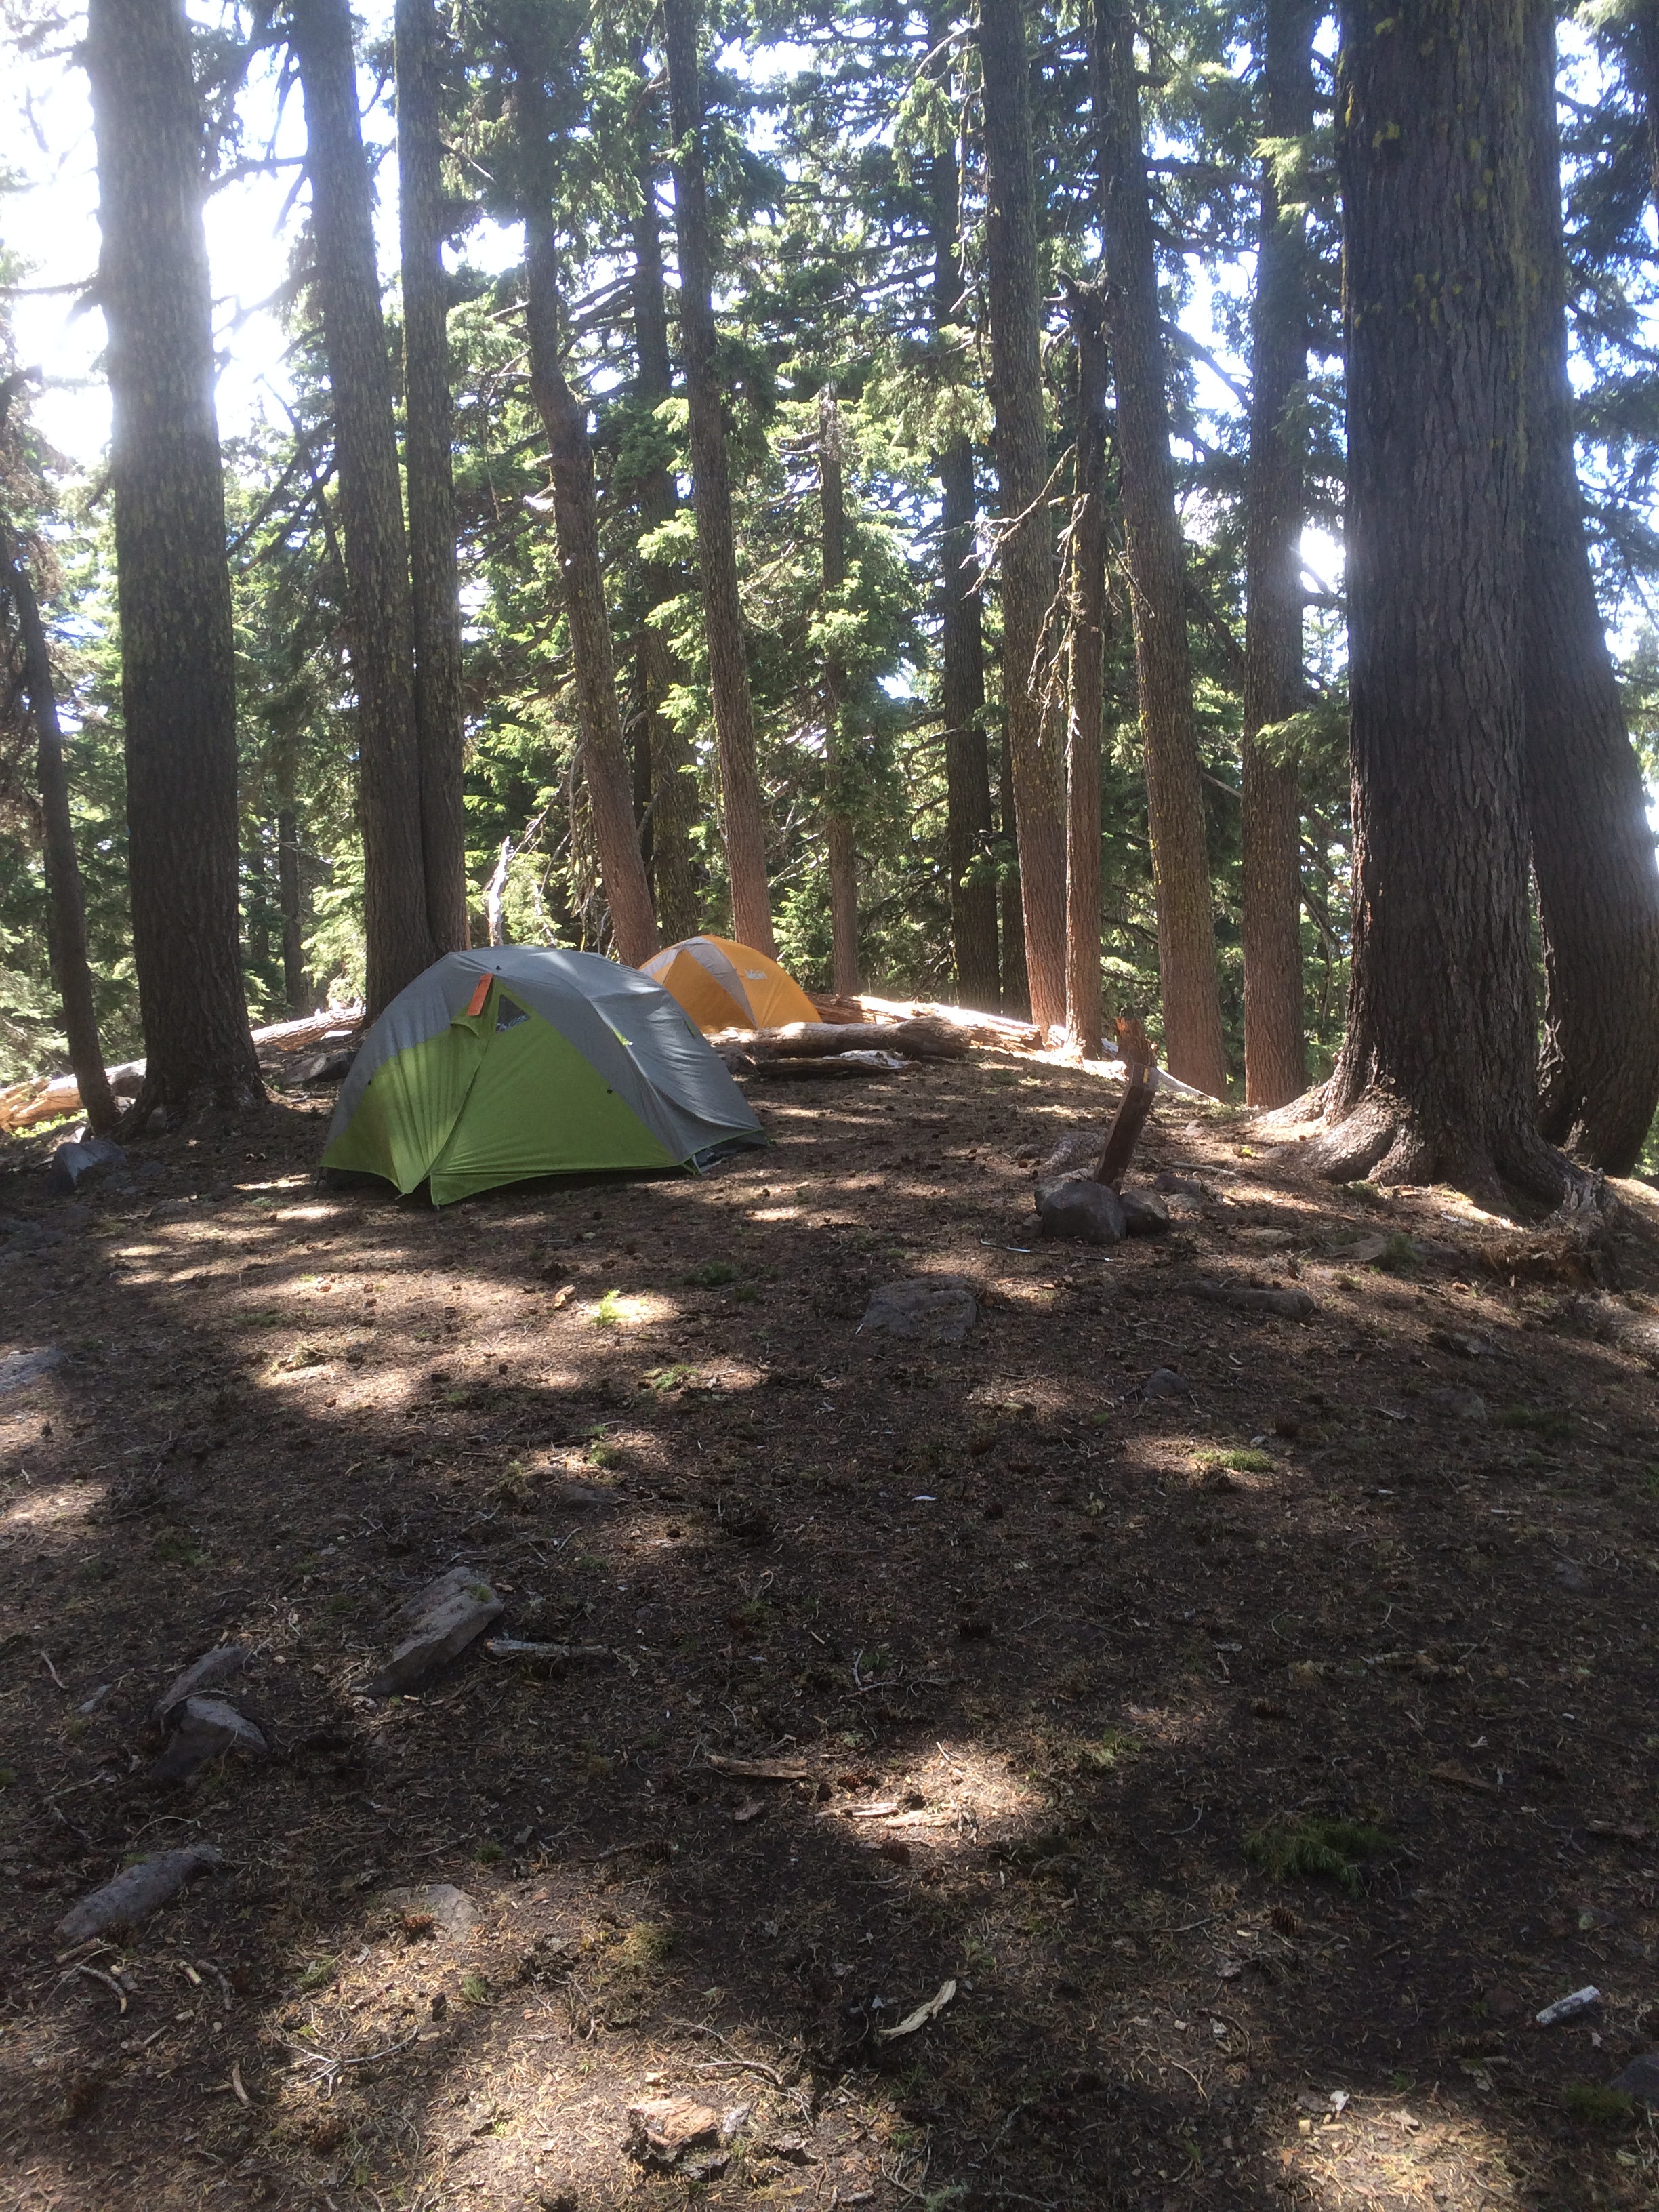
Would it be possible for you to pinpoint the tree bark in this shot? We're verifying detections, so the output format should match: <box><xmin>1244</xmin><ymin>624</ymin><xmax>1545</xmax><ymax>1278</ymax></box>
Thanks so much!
<box><xmin>1063</xmin><ymin>279</ymin><xmax>1108</xmax><ymax>1059</ymax></box>
<box><xmin>84</xmin><ymin>0</ymin><xmax>261</xmax><ymax>1120</ymax></box>
<box><xmin>1093</xmin><ymin>0</ymin><xmax>1227</xmax><ymax>1095</ymax></box>
<box><xmin>628</xmin><ymin>113</ymin><xmax>700</xmax><ymax>945</ymax></box>
<box><xmin>819</xmin><ymin>386</ymin><xmax>859</xmax><ymax>996</ymax></box>
<box><xmin>1522</xmin><ymin>0</ymin><xmax>1659</xmax><ymax>1174</ymax></box>
<box><xmin>1318</xmin><ymin>0</ymin><xmax>1572</xmax><ymax>1202</ymax></box>
<box><xmin>1241</xmin><ymin>0</ymin><xmax>1315</xmax><ymax>1109</ymax></box>
<box><xmin>523</xmin><ymin>209</ymin><xmax>660</xmax><ymax>968</ymax></box>
<box><xmin>663</xmin><ymin>0</ymin><xmax>775</xmax><ymax>955</ymax></box>
<box><xmin>396</xmin><ymin>0</ymin><xmax>469</xmax><ymax>955</ymax></box>
<box><xmin>926</xmin><ymin>79</ymin><xmax>999</xmax><ymax>1012</ymax></box>
<box><xmin>292</xmin><ymin>0</ymin><xmax>435</xmax><ymax>1021</ymax></box>
<box><xmin>276</xmin><ymin>804</ymin><xmax>310</xmax><ymax>1015</ymax></box>
<box><xmin>977</xmin><ymin>0</ymin><xmax>1067</xmax><ymax>1036</ymax></box>
<box><xmin>0</xmin><ymin>511</ymin><xmax>119</xmax><ymax>1133</ymax></box>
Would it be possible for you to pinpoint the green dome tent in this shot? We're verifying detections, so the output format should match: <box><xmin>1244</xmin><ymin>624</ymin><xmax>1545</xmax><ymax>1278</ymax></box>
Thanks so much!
<box><xmin>322</xmin><ymin>948</ymin><xmax>765</xmax><ymax>1205</ymax></box>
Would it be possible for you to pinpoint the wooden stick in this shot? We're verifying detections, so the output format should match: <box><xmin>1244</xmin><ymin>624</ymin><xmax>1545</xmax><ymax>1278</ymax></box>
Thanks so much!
<box><xmin>1094</xmin><ymin>1063</ymin><xmax>1158</xmax><ymax>1188</ymax></box>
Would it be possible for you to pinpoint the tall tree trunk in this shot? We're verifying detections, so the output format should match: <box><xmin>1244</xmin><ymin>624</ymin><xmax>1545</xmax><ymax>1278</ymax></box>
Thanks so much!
<box><xmin>1093</xmin><ymin>0</ymin><xmax>1227</xmax><ymax>1095</ymax></box>
<box><xmin>85</xmin><ymin>0</ymin><xmax>260</xmax><ymax>1119</ymax></box>
<box><xmin>1241</xmin><ymin>0</ymin><xmax>1316</xmax><ymax>1108</ymax></box>
<box><xmin>819</xmin><ymin>386</ymin><xmax>859</xmax><ymax>996</ymax></box>
<box><xmin>1522</xmin><ymin>0</ymin><xmax>1659</xmax><ymax>1174</ymax></box>
<box><xmin>0</xmin><ymin>509</ymin><xmax>119</xmax><ymax>1132</ymax></box>
<box><xmin>926</xmin><ymin>66</ymin><xmax>999</xmax><ymax>1012</ymax></box>
<box><xmin>1063</xmin><ymin>279</ymin><xmax>1108</xmax><ymax>1058</ymax></box>
<box><xmin>978</xmin><ymin>0</ymin><xmax>1067</xmax><ymax>1036</ymax></box>
<box><xmin>939</xmin><ymin>437</ymin><xmax>1000</xmax><ymax>1012</ymax></box>
<box><xmin>998</xmin><ymin>739</ymin><xmax>1029</xmax><ymax>1017</ymax></box>
<box><xmin>1317</xmin><ymin>0</ymin><xmax>1571</xmax><ymax>1201</ymax></box>
<box><xmin>523</xmin><ymin>210</ymin><xmax>661</xmax><ymax>968</ymax></box>
<box><xmin>663</xmin><ymin>0</ymin><xmax>775</xmax><ymax>954</ymax></box>
<box><xmin>276</xmin><ymin>804</ymin><xmax>310</xmax><ymax>1014</ymax></box>
<box><xmin>396</xmin><ymin>0</ymin><xmax>469</xmax><ymax>954</ymax></box>
<box><xmin>292</xmin><ymin>0</ymin><xmax>434</xmax><ymax>1021</ymax></box>
<box><xmin>628</xmin><ymin>123</ymin><xmax>700</xmax><ymax>944</ymax></box>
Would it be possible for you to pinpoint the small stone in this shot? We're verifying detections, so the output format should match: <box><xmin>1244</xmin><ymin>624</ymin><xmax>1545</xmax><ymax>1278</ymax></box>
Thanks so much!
<box><xmin>628</xmin><ymin>2095</ymin><xmax>723</xmax><ymax>2165</ymax></box>
<box><xmin>153</xmin><ymin>1643</ymin><xmax>248</xmax><ymax>1724</ymax></box>
<box><xmin>369</xmin><ymin>1565</ymin><xmax>504</xmax><ymax>1694</ymax></box>
<box><xmin>546</xmin><ymin>1481</ymin><xmax>617</xmax><ymax>1508</ymax></box>
<box><xmin>46</xmin><ymin>1137</ymin><xmax>125</xmax><ymax>1196</ymax></box>
<box><xmin>1422</xmin><ymin>1387</ymin><xmax>1486</xmax><ymax>1424</ymax></box>
<box><xmin>0</xmin><ymin>1347</ymin><xmax>65</xmax><ymax>1395</ymax></box>
<box><xmin>1142</xmin><ymin>1367</ymin><xmax>1196</xmax><ymax>1400</ymax></box>
<box><xmin>1553</xmin><ymin>1559</ymin><xmax>1589</xmax><ymax>1592</ymax></box>
<box><xmin>1608</xmin><ymin>2053</ymin><xmax>1659</xmax><ymax>2106</ymax></box>
<box><xmin>861</xmin><ymin>1277</ymin><xmax>978</xmax><ymax>1344</ymax></box>
<box><xmin>146</xmin><ymin>1696</ymin><xmax>268</xmax><ymax>1787</ymax></box>
<box><xmin>380</xmin><ymin>1883</ymin><xmax>480</xmax><ymax>1938</ymax></box>
<box><xmin>1118</xmin><ymin>1188</ymin><xmax>1170</xmax><ymax>1236</ymax></box>
<box><xmin>1037</xmin><ymin>1180</ymin><xmax>1126</xmax><ymax>1246</ymax></box>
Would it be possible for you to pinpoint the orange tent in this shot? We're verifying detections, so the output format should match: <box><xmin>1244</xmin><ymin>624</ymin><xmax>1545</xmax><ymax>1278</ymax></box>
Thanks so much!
<box><xmin>640</xmin><ymin>936</ymin><xmax>818</xmax><ymax>1033</ymax></box>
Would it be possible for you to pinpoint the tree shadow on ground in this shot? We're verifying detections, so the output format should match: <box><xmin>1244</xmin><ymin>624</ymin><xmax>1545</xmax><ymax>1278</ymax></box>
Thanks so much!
<box><xmin>1</xmin><ymin>1059</ymin><xmax>1657</xmax><ymax>2211</ymax></box>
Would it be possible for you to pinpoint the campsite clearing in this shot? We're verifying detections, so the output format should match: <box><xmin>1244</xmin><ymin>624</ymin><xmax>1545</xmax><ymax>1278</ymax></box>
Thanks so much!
<box><xmin>1</xmin><ymin>1052</ymin><xmax>1658</xmax><ymax>2210</ymax></box>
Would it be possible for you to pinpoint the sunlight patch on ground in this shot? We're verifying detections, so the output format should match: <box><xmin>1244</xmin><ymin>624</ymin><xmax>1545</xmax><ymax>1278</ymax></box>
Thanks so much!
<box><xmin>1280</xmin><ymin>2096</ymin><xmax>1525</xmax><ymax>2208</ymax></box>
<box><xmin>1</xmin><ymin>1481</ymin><xmax>97</xmax><ymax>1533</ymax></box>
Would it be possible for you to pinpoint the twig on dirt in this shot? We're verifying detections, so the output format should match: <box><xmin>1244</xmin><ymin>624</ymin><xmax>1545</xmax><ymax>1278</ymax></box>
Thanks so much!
<box><xmin>1169</xmin><ymin>2060</ymin><xmax>1208</xmax><ymax>2100</ymax></box>
<box><xmin>38</xmin><ymin>1649</ymin><xmax>67</xmax><ymax>1690</ymax></box>
<box><xmin>281</xmin><ymin>2027</ymin><xmax>418</xmax><ymax>2094</ymax></box>
<box><xmin>694</xmin><ymin>2056</ymin><xmax>786</xmax><ymax>2087</ymax></box>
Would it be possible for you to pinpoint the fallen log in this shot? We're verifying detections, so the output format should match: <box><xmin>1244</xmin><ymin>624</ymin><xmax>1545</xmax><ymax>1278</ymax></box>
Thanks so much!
<box><xmin>1177</xmin><ymin>1277</ymin><xmax>1317</xmax><ymax>1320</ymax></box>
<box><xmin>744</xmin><ymin>1017</ymin><xmax>970</xmax><ymax>1061</ymax></box>
<box><xmin>805</xmin><ymin>992</ymin><xmax>872</xmax><ymax>1025</ymax></box>
<box><xmin>0</xmin><ymin>1007</ymin><xmax>364</xmax><ymax>1133</ymax></box>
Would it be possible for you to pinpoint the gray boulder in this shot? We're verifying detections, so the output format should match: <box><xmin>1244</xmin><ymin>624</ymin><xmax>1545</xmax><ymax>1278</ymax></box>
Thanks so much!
<box><xmin>861</xmin><ymin>1277</ymin><xmax>979</xmax><ymax>1344</ymax></box>
<box><xmin>369</xmin><ymin>1565</ymin><xmax>504</xmax><ymax>1695</ymax></box>
<box><xmin>1038</xmin><ymin>1179</ymin><xmax>1126</xmax><ymax>1246</ymax></box>
<box><xmin>47</xmin><ymin>1137</ymin><xmax>125</xmax><ymax>1195</ymax></box>
<box><xmin>147</xmin><ymin>1696</ymin><xmax>268</xmax><ymax>1788</ymax></box>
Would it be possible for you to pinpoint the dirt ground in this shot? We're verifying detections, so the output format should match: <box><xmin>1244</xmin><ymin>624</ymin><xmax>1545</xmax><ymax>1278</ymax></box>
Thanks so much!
<box><xmin>3</xmin><ymin>1047</ymin><xmax>1659</xmax><ymax>2212</ymax></box>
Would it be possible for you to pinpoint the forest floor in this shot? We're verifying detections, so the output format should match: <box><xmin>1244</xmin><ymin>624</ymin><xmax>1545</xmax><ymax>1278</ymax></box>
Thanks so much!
<box><xmin>3</xmin><ymin>1048</ymin><xmax>1659</xmax><ymax>2212</ymax></box>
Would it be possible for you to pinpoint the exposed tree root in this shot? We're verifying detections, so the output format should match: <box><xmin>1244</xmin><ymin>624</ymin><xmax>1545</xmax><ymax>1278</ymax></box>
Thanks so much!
<box><xmin>1302</xmin><ymin>1084</ymin><xmax>1607</xmax><ymax>1223</ymax></box>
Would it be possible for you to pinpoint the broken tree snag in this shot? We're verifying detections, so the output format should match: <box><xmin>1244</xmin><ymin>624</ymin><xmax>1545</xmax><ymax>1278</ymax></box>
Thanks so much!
<box><xmin>1094</xmin><ymin>1021</ymin><xmax>1160</xmax><ymax>1188</ymax></box>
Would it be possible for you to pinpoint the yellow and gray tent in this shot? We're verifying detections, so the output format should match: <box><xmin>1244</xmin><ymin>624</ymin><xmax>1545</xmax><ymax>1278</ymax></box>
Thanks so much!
<box><xmin>322</xmin><ymin>948</ymin><xmax>764</xmax><ymax>1205</ymax></box>
<box><xmin>640</xmin><ymin>935</ymin><xmax>819</xmax><ymax>1033</ymax></box>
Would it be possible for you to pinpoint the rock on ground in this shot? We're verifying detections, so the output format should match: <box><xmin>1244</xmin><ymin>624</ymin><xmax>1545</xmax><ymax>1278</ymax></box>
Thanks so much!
<box><xmin>0</xmin><ymin>1347</ymin><xmax>64</xmax><ymax>1395</ymax></box>
<box><xmin>154</xmin><ymin>1643</ymin><xmax>249</xmax><ymax>1723</ymax></box>
<box><xmin>146</xmin><ymin>1696</ymin><xmax>268</xmax><ymax>1787</ymax></box>
<box><xmin>1038</xmin><ymin>1180</ymin><xmax>1126</xmax><ymax>1245</ymax></box>
<box><xmin>47</xmin><ymin>1139</ymin><xmax>126</xmax><ymax>1195</ymax></box>
<box><xmin>860</xmin><ymin>1277</ymin><xmax>978</xmax><ymax>1344</ymax></box>
<box><xmin>369</xmin><ymin>1565</ymin><xmax>504</xmax><ymax>1695</ymax></box>
<box><xmin>379</xmin><ymin>1882</ymin><xmax>480</xmax><ymax>1938</ymax></box>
